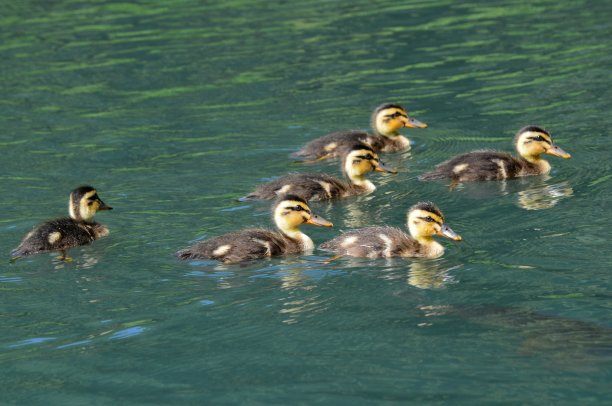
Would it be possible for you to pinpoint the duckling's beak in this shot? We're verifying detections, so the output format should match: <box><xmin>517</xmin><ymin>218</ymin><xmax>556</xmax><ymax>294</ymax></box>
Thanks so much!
<box><xmin>98</xmin><ymin>200</ymin><xmax>113</xmax><ymax>211</ymax></box>
<box><xmin>306</xmin><ymin>214</ymin><xmax>333</xmax><ymax>228</ymax></box>
<box><xmin>545</xmin><ymin>145</ymin><xmax>571</xmax><ymax>159</ymax></box>
<box><xmin>404</xmin><ymin>117</ymin><xmax>428</xmax><ymax>129</ymax></box>
<box><xmin>374</xmin><ymin>161</ymin><xmax>398</xmax><ymax>174</ymax></box>
<box><xmin>437</xmin><ymin>224</ymin><xmax>462</xmax><ymax>241</ymax></box>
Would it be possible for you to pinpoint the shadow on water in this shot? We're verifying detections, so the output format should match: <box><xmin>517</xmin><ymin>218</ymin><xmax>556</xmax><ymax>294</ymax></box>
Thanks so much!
<box><xmin>423</xmin><ymin>303</ymin><xmax>612</xmax><ymax>371</ymax></box>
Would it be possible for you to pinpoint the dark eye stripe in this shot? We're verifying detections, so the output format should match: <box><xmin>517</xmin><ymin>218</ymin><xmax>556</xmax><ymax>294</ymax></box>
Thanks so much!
<box><xmin>527</xmin><ymin>136</ymin><xmax>551</xmax><ymax>144</ymax></box>
<box><xmin>384</xmin><ymin>112</ymin><xmax>407</xmax><ymax>119</ymax></box>
<box><xmin>417</xmin><ymin>216</ymin><xmax>441</xmax><ymax>225</ymax></box>
<box><xmin>289</xmin><ymin>205</ymin><xmax>311</xmax><ymax>215</ymax></box>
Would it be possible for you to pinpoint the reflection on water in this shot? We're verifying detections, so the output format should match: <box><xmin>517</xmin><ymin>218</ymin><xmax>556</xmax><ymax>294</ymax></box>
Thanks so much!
<box><xmin>444</xmin><ymin>176</ymin><xmax>573</xmax><ymax>210</ymax></box>
<box><xmin>408</xmin><ymin>260</ymin><xmax>461</xmax><ymax>289</ymax></box>
<box><xmin>517</xmin><ymin>180</ymin><xmax>573</xmax><ymax>210</ymax></box>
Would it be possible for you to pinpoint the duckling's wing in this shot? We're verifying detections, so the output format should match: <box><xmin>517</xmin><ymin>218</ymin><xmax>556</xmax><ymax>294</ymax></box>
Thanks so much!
<box><xmin>176</xmin><ymin>229</ymin><xmax>288</xmax><ymax>263</ymax></box>
<box><xmin>320</xmin><ymin>226</ymin><xmax>412</xmax><ymax>258</ymax></box>
<box><xmin>420</xmin><ymin>150</ymin><xmax>521</xmax><ymax>181</ymax></box>
<box><xmin>244</xmin><ymin>173</ymin><xmax>348</xmax><ymax>201</ymax></box>
<box><xmin>291</xmin><ymin>131</ymin><xmax>375</xmax><ymax>159</ymax></box>
<box><xmin>11</xmin><ymin>218</ymin><xmax>97</xmax><ymax>258</ymax></box>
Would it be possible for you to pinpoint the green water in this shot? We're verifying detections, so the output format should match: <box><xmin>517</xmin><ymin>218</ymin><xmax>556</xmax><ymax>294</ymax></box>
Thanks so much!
<box><xmin>2</xmin><ymin>0</ymin><xmax>611</xmax><ymax>404</ymax></box>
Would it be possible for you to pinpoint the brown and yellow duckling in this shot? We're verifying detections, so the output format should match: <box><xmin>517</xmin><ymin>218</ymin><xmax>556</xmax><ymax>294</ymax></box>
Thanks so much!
<box><xmin>11</xmin><ymin>186</ymin><xmax>112</xmax><ymax>261</ymax></box>
<box><xmin>319</xmin><ymin>202</ymin><xmax>461</xmax><ymax>259</ymax></box>
<box><xmin>420</xmin><ymin>125</ymin><xmax>571</xmax><ymax>183</ymax></box>
<box><xmin>243</xmin><ymin>144</ymin><xmax>396</xmax><ymax>201</ymax></box>
<box><xmin>176</xmin><ymin>195</ymin><xmax>333</xmax><ymax>263</ymax></box>
<box><xmin>291</xmin><ymin>103</ymin><xmax>427</xmax><ymax>161</ymax></box>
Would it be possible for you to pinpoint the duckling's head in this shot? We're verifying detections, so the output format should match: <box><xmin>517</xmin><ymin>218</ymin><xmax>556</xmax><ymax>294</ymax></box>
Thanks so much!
<box><xmin>342</xmin><ymin>144</ymin><xmax>396</xmax><ymax>183</ymax></box>
<box><xmin>407</xmin><ymin>202</ymin><xmax>461</xmax><ymax>242</ymax></box>
<box><xmin>69</xmin><ymin>186</ymin><xmax>112</xmax><ymax>222</ymax></box>
<box><xmin>371</xmin><ymin>103</ymin><xmax>427</xmax><ymax>137</ymax></box>
<box><xmin>273</xmin><ymin>195</ymin><xmax>333</xmax><ymax>234</ymax></box>
<box><xmin>514</xmin><ymin>125</ymin><xmax>571</xmax><ymax>162</ymax></box>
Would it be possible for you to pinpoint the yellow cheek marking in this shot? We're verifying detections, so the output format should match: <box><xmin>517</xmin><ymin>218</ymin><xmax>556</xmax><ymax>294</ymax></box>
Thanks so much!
<box><xmin>453</xmin><ymin>163</ymin><xmax>469</xmax><ymax>174</ymax></box>
<box><xmin>213</xmin><ymin>245</ymin><xmax>231</xmax><ymax>257</ymax></box>
<box><xmin>324</xmin><ymin>142</ymin><xmax>337</xmax><ymax>152</ymax></box>
<box><xmin>48</xmin><ymin>232</ymin><xmax>62</xmax><ymax>244</ymax></box>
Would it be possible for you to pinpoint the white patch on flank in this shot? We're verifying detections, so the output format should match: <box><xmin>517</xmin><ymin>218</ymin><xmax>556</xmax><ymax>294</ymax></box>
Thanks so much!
<box><xmin>276</xmin><ymin>184</ymin><xmax>292</xmax><ymax>195</ymax></box>
<box><xmin>213</xmin><ymin>244</ymin><xmax>231</xmax><ymax>257</ymax></box>
<box><xmin>493</xmin><ymin>159</ymin><xmax>507</xmax><ymax>178</ymax></box>
<box><xmin>318</xmin><ymin>181</ymin><xmax>332</xmax><ymax>198</ymax></box>
<box><xmin>453</xmin><ymin>163</ymin><xmax>469</xmax><ymax>174</ymax></box>
<box><xmin>379</xmin><ymin>233</ymin><xmax>393</xmax><ymax>257</ymax></box>
<box><xmin>324</xmin><ymin>142</ymin><xmax>337</xmax><ymax>152</ymax></box>
<box><xmin>341</xmin><ymin>236</ymin><xmax>358</xmax><ymax>248</ymax></box>
<box><xmin>48</xmin><ymin>232</ymin><xmax>62</xmax><ymax>245</ymax></box>
<box><xmin>254</xmin><ymin>239</ymin><xmax>272</xmax><ymax>256</ymax></box>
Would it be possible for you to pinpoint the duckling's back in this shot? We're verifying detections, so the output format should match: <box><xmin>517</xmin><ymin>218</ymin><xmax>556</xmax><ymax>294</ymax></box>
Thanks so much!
<box><xmin>11</xmin><ymin>218</ymin><xmax>105</xmax><ymax>258</ymax></box>
<box><xmin>291</xmin><ymin>130</ymin><xmax>380</xmax><ymax>160</ymax></box>
<box><xmin>420</xmin><ymin>150</ymin><xmax>524</xmax><ymax>182</ymax></box>
<box><xmin>243</xmin><ymin>173</ymin><xmax>350</xmax><ymax>201</ymax></box>
<box><xmin>175</xmin><ymin>229</ymin><xmax>294</xmax><ymax>263</ymax></box>
<box><xmin>320</xmin><ymin>226</ymin><xmax>421</xmax><ymax>258</ymax></box>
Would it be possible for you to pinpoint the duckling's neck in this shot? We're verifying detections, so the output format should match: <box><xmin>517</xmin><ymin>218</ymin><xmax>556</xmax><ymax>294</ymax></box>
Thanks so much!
<box><xmin>520</xmin><ymin>154</ymin><xmax>551</xmax><ymax>175</ymax></box>
<box><xmin>415</xmin><ymin>236</ymin><xmax>445</xmax><ymax>259</ymax></box>
<box><xmin>374</xmin><ymin>126</ymin><xmax>401</xmax><ymax>138</ymax></box>
<box><xmin>70</xmin><ymin>213</ymin><xmax>95</xmax><ymax>224</ymax></box>
<box><xmin>347</xmin><ymin>174</ymin><xmax>376</xmax><ymax>193</ymax></box>
<box><xmin>281</xmin><ymin>228</ymin><xmax>314</xmax><ymax>251</ymax></box>
<box><xmin>380</xmin><ymin>135</ymin><xmax>410</xmax><ymax>152</ymax></box>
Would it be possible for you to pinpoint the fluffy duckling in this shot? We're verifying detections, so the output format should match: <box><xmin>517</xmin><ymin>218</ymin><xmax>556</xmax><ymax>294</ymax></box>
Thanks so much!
<box><xmin>244</xmin><ymin>145</ymin><xmax>396</xmax><ymax>201</ymax></box>
<box><xmin>291</xmin><ymin>103</ymin><xmax>427</xmax><ymax>161</ymax></box>
<box><xmin>420</xmin><ymin>126</ymin><xmax>571</xmax><ymax>182</ymax></box>
<box><xmin>11</xmin><ymin>186</ymin><xmax>112</xmax><ymax>261</ymax></box>
<box><xmin>176</xmin><ymin>195</ymin><xmax>333</xmax><ymax>263</ymax></box>
<box><xmin>320</xmin><ymin>202</ymin><xmax>461</xmax><ymax>259</ymax></box>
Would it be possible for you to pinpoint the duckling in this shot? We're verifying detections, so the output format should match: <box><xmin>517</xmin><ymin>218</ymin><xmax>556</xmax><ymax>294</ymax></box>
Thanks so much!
<box><xmin>10</xmin><ymin>186</ymin><xmax>112</xmax><ymax>261</ymax></box>
<box><xmin>420</xmin><ymin>125</ymin><xmax>571</xmax><ymax>182</ymax></box>
<box><xmin>291</xmin><ymin>103</ymin><xmax>427</xmax><ymax>161</ymax></box>
<box><xmin>176</xmin><ymin>195</ymin><xmax>333</xmax><ymax>263</ymax></box>
<box><xmin>319</xmin><ymin>202</ymin><xmax>461</xmax><ymax>259</ymax></box>
<box><xmin>243</xmin><ymin>144</ymin><xmax>396</xmax><ymax>201</ymax></box>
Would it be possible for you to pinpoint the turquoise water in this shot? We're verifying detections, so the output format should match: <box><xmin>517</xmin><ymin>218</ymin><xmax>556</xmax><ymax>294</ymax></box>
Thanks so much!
<box><xmin>1</xmin><ymin>0</ymin><xmax>612</xmax><ymax>404</ymax></box>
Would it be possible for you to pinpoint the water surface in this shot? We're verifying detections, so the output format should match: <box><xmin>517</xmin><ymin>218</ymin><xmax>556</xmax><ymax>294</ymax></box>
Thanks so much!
<box><xmin>1</xmin><ymin>0</ymin><xmax>611</xmax><ymax>404</ymax></box>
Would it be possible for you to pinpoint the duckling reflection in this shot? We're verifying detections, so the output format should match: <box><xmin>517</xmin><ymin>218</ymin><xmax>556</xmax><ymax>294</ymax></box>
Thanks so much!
<box><xmin>517</xmin><ymin>180</ymin><xmax>573</xmax><ymax>210</ymax></box>
<box><xmin>408</xmin><ymin>261</ymin><xmax>461</xmax><ymax>289</ymax></box>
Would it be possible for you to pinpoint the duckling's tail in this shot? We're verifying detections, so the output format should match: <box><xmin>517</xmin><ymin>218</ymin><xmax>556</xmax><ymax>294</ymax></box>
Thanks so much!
<box><xmin>418</xmin><ymin>170</ymin><xmax>447</xmax><ymax>181</ymax></box>
<box><xmin>175</xmin><ymin>249</ymin><xmax>193</xmax><ymax>260</ymax></box>
<box><xmin>9</xmin><ymin>248</ymin><xmax>26</xmax><ymax>262</ymax></box>
<box><xmin>238</xmin><ymin>194</ymin><xmax>257</xmax><ymax>202</ymax></box>
<box><xmin>290</xmin><ymin>150</ymin><xmax>307</xmax><ymax>158</ymax></box>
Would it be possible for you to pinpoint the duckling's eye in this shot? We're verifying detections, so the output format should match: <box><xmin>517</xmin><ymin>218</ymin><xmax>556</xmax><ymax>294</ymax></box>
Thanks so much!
<box><xmin>365</xmin><ymin>154</ymin><xmax>374</xmax><ymax>160</ymax></box>
<box><xmin>87</xmin><ymin>200</ymin><xmax>95</xmax><ymax>206</ymax></box>
<box><xmin>294</xmin><ymin>205</ymin><xmax>303</xmax><ymax>211</ymax></box>
<box><xmin>418</xmin><ymin>216</ymin><xmax>435</xmax><ymax>223</ymax></box>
